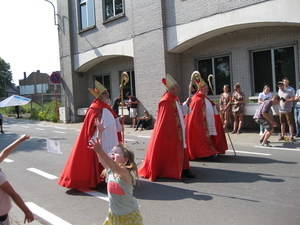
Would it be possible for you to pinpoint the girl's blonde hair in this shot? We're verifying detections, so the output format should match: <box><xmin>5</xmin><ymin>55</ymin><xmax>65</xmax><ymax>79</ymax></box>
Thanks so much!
<box><xmin>101</xmin><ymin>144</ymin><xmax>138</xmax><ymax>184</ymax></box>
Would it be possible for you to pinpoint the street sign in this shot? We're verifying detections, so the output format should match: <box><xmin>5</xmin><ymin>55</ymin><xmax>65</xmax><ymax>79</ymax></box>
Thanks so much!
<box><xmin>50</xmin><ymin>72</ymin><xmax>61</xmax><ymax>84</ymax></box>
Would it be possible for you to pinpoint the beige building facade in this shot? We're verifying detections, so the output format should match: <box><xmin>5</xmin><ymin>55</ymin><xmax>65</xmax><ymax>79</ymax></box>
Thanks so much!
<box><xmin>57</xmin><ymin>0</ymin><xmax>300</xmax><ymax>123</ymax></box>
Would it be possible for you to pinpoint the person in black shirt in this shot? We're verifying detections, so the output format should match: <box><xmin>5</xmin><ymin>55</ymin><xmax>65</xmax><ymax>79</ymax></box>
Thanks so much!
<box><xmin>126</xmin><ymin>93</ymin><xmax>139</xmax><ymax>128</ymax></box>
<box><xmin>112</xmin><ymin>95</ymin><xmax>121</xmax><ymax>116</ymax></box>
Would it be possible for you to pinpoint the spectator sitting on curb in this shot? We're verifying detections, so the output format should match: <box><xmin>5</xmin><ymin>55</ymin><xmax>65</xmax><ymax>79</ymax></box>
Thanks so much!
<box><xmin>135</xmin><ymin>110</ymin><xmax>152</xmax><ymax>131</ymax></box>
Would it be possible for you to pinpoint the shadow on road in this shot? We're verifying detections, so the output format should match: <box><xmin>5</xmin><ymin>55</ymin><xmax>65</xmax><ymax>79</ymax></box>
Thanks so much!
<box><xmin>134</xmin><ymin>180</ymin><xmax>213</xmax><ymax>201</ymax></box>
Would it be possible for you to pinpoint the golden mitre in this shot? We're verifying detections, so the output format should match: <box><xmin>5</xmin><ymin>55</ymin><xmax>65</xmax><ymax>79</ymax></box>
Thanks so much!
<box><xmin>194</xmin><ymin>72</ymin><xmax>207</xmax><ymax>89</ymax></box>
<box><xmin>88</xmin><ymin>80</ymin><xmax>107</xmax><ymax>98</ymax></box>
<box><xmin>162</xmin><ymin>74</ymin><xmax>178</xmax><ymax>90</ymax></box>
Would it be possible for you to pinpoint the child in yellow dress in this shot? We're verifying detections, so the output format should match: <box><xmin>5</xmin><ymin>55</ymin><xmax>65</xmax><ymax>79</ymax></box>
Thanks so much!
<box><xmin>88</xmin><ymin>119</ymin><xmax>143</xmax><ymax>225</ymax></box>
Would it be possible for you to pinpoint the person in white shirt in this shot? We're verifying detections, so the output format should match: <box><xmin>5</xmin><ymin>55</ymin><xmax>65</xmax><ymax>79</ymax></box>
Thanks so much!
<box><xmin>277</xmin><ymin>81</ymin><xmax>295</xmax><ymax>141</ymax></box>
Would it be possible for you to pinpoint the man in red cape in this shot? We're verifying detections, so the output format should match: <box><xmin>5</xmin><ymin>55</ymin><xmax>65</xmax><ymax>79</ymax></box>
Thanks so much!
<box><xmin>186</xmin><ymin>72</ymin><xmax>228</xmax><ymax>160</ymax></box>
<box><xmin>138</xmin><ymin>74</ymin><xmax>194</xmax><ymax>181</ymax></box>
<box><xmin>58</xmin><ymin>81</ymin><xmax>124</xmax><ymax>189</ymax></box>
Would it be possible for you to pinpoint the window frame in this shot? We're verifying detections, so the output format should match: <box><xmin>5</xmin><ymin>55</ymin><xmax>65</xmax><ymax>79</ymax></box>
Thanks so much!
<box><xmin>79</xmin><ymin>0</ymin><xmax>96</xmax><ymax>31</ymax></box>
<box><xmin>103</xmin><ymin>0</ymin><xmax>125</xmax><ymax>23</ymax></box>
<box><xmin>250</xmin><ymin>44</ymin><xmax>298</xmax><ymax>95</ymax></box>
<box><xmin>196</xmin><ymin>54</ymin><xmax>232</xmax><ymax>96</ymax></box>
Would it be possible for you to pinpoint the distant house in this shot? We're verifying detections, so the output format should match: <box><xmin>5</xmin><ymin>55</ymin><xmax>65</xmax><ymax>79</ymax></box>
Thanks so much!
<box><xmin>19</xmin><ymin>70</ymin><xmax>61</xmax><ymax>104</ymax></box>
<box><xmin>6</xmin><ymin>85</ymin><xmax>19</xmax><ymax>96</ymax></box>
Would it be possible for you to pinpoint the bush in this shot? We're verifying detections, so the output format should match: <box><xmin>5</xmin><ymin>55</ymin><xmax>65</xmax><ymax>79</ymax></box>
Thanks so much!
<box><xmin>1</xmin><ymin>100</ymin><xmax>60</xmax><ymax>122</ymax></box>
<box><xmin>42</xmin><ymin>101</ymin><xmax>60</xmax><ymax>122</ymax></box>
<box><xmin>29</xmin><ymin>100</ymin><xmax>60</xmax><ymax>122</ymax></box>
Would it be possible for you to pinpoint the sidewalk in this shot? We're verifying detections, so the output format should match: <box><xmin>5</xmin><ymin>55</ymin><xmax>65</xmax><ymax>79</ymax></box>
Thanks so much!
<box><xmin>6</xmin><ymin>119</ymin><xmax>300</xmax><ymax>224</ymax></box>
<box><xmin>28</xmin><ymin>119</ymin><xmax>300</xmax><ymax>148</ymax></box>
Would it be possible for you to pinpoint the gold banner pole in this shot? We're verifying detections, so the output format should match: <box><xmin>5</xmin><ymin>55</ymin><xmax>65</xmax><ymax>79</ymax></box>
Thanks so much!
<box><xmin>120</xmin><ymin>72</ymin><xmax>129</xmax><ymax>142</ymax></box>
<box><xmin>208</xmin><ymin>74</ymin><xmax>236</xmax><ymax>155</ymax></box>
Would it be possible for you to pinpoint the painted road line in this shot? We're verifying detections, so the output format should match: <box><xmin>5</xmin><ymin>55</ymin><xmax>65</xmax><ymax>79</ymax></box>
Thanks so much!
<box><xmin>79</xmin><ymin>189</ymin><xmax>109</xmax><ymax>202</ymax></box>
<box><xmin>137</xmin><ymin>135</ymin><xmax>151</xmax><ymax>138</ymax></box>
<box><xmin>53</xmin><ymin>131</ymin><xmax>66</xmax><ymax>134</ymax></box>
<box><xmin>227</xmin><ymin>150</ymin><xmax>271</xmax><ymax>156</ymax></box>
<box><xmin>26</xmin><ymin>202</ymin><xmax>72</xmax><ymax>225</ymax></box>
<box><xmin>254</xmin><ymin>146</ymin><xmax>300</xmax><ymax>152</ymax></box>
<box><xmin>124</xmin><ymin>139</ymin><xmax>136</xmax><ymax>141</ymax></box>
<box><xmin>54</xmin><ymin>127</ymin><xmax>67</xmax><ymax>129</ymax></box>
<box><xmin>35</xmin><ymin>128</ymin><xmax>45</xmax><ymax>130</ymax></box>
<box><xmin>4</xmin><ymin>158</ymin><xmax>14</xmax><ymax>163</ymax></box>
<box><xmin>21</xmin><ymin>126</ymin><xmax>30</xmax><ymax>128</ymax></box>
<box><xmin>27</xmin><ymin>168</ymin><xmax>58</xmax><ymax>180</ymax></box>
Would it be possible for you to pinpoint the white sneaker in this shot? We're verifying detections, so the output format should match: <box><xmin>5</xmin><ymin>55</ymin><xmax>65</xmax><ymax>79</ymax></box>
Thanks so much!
<box><xmin>259</xmin><ymin>131</ymin><xmax>263</xmax><ymax>136</ymax></box>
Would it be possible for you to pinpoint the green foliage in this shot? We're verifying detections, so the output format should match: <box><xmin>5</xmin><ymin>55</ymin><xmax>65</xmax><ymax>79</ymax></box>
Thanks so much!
<box><xmin>0</xmin><ymin>57</ymin><xmax>13</xmax><ymax>97</ymax></box>
<box><xmin>0</xmin><ymin>100</ymin><xmax>60</xmax><ymax>122</ymax></box>
<box><xmin>0</xmin><ymin>106</ymin><xmax>25</xmax><ymax>116</ymax></box>
<box><xmin>32</xmin><ymin>100</ymin><xmax>61</xmax><ymax>122</ymax></box>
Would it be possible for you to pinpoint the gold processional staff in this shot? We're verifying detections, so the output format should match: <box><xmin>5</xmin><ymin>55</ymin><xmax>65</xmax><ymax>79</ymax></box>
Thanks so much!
<box><xmin>120</xmin><ymin>72</ymin><xmax>129</xmax><ymax>142</ymax></box>
<box><xmin>208</xmin><ymin>74</ymin><xmax>236</xmax><ymax>155</ymax></box>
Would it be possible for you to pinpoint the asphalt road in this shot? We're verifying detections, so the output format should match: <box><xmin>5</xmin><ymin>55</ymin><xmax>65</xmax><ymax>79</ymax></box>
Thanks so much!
<box><xmin>1</xmin><ymin>117</ymin><xmax>300</xmax><ymax>225</ymax></box>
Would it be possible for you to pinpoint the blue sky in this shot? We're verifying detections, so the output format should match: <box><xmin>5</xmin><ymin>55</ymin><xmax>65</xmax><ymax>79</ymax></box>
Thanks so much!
<box><xmin>0</xmin><ymin>0</ymin><xmax>60</xmax><ymax>84</ymax></box>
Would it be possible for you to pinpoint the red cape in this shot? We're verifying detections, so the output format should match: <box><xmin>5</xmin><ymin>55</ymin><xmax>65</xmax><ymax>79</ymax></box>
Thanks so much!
<box><xmin>185</xmin><ymin>92</ymin><xmax>228</xmax><ymax>159</ymax></box>
<box><xmin>58</xmin><ymin>99</ymin><xmax>122</xmax><ymax>189</ymax></box>
<box><xmin>138</xmin><ymin>92</ymin><xmax>190</xmax><ymax>181</ymax></box>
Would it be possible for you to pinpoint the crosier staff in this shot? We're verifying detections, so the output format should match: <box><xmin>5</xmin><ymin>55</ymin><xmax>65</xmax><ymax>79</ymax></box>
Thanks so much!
<box><xmin>188</xmin><ymin>71</ymin><xmax>201</xmax><ymax>111</ymax></box>
<box><xmin>190</xmin><ymin>71</ymin><xmax>201</xmax><ymax>96</ymax></box>
<box><xmin>120</xmin><ymin>72</ymin><xmax>129</xmax><ymax>141</ymax></box>
<box><xmin>208</xmin><ymin>74</ymin><xmax>236</xmax><ymax>155</ymax></box>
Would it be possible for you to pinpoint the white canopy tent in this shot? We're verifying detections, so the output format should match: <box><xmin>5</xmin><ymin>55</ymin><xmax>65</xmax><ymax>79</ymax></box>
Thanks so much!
<box><xmin>0</xmin><ymin>95</ymin><xmax>31</xmax><ymax>107</ymax></box>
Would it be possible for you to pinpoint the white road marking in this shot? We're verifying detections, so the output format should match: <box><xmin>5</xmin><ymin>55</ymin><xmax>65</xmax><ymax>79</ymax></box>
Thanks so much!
<box><xmin>35</xmin><ymin>128</ymin><xmax>45</xmax><ymax>130</ymax></box>
<box><xmin>27</xmin><ymin>168</ymin><xmax>58</xmax><ymax>180</ymax></box>
<box><xmin>125</xmin><ymin>139</ymin><xmax>136</xmax><ymax>141</ymax></box>
<box><xmin>26</xmin><ymin>202</ymin><xmax>72</xmax><ymax>225</ymax></box>
<box><xmin>227</xmin><ymin>150</ymin><xmax>271</xmax><ymax>156</ymax></box>
<box><xmin>54</xmin><ymin>127</ymin><xmax>67</xmax><ymax>129</ymax></box>
<box><xmin>137</xmin><ymin>135</ymin><xmax>151</xmax><ymax>138</ymax></box>
<box><xmin>3</xmin><ymin>158</ymin><xmax>14</xmax><ymax>163</ymax></box>
<box><xmin>21</xmin><ymin>126</ymin><xmax>29</xmax><ymax>128</ymax></box>
<box><xmin>254</xmin><ymin>146</ymin><xmax>300</xmax><ymax>152</ymax></box>
<box><xmin>52</xmin><ymin>131</ymin><xmax>66</xmax><ymax>134</ymax></box>
<box><xmin>79</xmin><ymin>189</ymin><xmax>109</xmax><ymax>202</ymax></box>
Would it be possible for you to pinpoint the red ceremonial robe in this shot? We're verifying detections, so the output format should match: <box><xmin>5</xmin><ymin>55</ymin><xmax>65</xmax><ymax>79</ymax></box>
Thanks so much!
<box><xmin>138</xmin><ymin>92</ymin><xmax>190</xmax><ymax>181</ymax></box>
<box><xmin>186</xmin><ymin>92</ymin><xmax>228</xmax><ymax>159</ymax></box>
<box><xmin>58</xmin><ymin>99</ymin><xmax>122</xmax><ymax>189</ymax></box>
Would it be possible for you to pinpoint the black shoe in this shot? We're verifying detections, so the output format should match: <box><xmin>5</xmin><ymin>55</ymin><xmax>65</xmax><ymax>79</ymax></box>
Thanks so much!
<box><xmin>182</xmin><ymin>169</ymin><xmax>195</xmax><ymax>178</ymax></box>
<box><xmin>211</xmin><ymin>153</ymin><xmax>219</xmax><ymax>161</ymax></box>
<box><xmin>1</xmin><ymin>131</ymin><xmax>4</xmax><ymax>134</ymax></box>
<box><xmin>259</xmin><ymin>140</ymin><xmax>270</xmax><ymax>144</ymax></box>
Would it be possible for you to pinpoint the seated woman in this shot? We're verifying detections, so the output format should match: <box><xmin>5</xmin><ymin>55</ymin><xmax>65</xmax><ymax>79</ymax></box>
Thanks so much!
<box><xmin>135</xmin><ymin>110</ymin><xmax>152</xmax><ymax>131</ymax></box>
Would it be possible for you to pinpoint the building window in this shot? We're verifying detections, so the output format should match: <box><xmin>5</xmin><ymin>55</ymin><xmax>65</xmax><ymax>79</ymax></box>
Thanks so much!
<box><xmin>197</xmin><ymin>55</ymin><xmax>231</xmax><ymax>95</ymax></box>
<box><xmin>95</xmin><ymin>74</ymin><xmax>110</xmax><ymax>92</ymax></box>
<box><xmin>120</xmin><ymin>70</ymin><xmax>135</xmax><ymax>97</ymax></box>
<box><xmin>252</xmin><ymin>46</ymin><xmax>296</xmax><ymax>93</ymax></box>
<box><xmin>104</xmin><ymin>0</ymin><xmax>124</xmax><ymax>20</ymax></box>
<box><xmin>79</xmin><ymin>0</ymin><xmax>95</xmax><ymax>30</ymax></box>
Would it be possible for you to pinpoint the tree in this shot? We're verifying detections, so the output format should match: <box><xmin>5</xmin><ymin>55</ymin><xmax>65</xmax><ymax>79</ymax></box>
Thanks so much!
<box><xmin>0</xmin><ymin>57</ymin><xmax>13</xmax><ymax>97</ymax></box>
